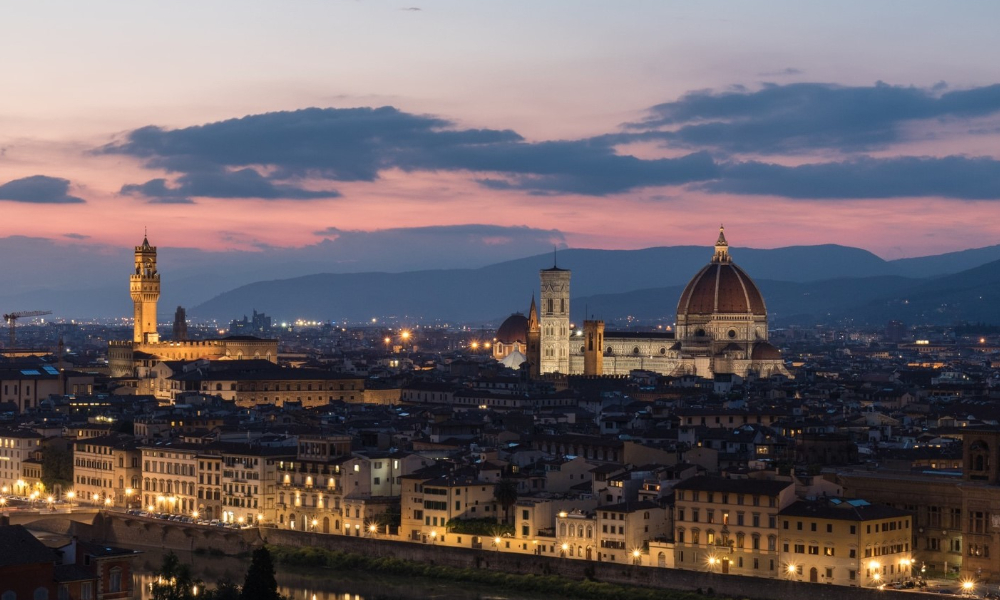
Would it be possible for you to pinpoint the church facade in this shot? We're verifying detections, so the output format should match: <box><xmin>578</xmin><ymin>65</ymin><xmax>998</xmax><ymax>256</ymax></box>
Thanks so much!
<box><xmin>109</xmin><ymin>237</ymin><xmax>278</xmax><ymax>378</ymax></box>
<box><xmin>518</xmin><ymin>228</ymin><xmax>790</xmax><ymax>380</ymax></box>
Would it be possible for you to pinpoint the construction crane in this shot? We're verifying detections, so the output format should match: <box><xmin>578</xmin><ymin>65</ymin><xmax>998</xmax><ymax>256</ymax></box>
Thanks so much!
<box><xmin>3</xmin><ymin>310</ymin><xmax>52</xmax><ymax>348</ymax></box>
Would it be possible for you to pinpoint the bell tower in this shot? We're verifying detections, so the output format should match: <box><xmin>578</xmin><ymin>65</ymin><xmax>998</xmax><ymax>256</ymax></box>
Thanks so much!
<box><xmin>539</xmin><ymin>261</ymin><xmax>571</xmax><ymax>375</ymax></box>
<box><xmin>130</xmin><ymin>235</ymin><xmax>160</xmax><ymax>343</ymax></box>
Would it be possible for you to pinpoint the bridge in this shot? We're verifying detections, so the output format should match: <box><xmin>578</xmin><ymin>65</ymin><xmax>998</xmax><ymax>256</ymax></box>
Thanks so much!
<box><xmin>3</xmin><ymin>508</ymin><xmax>100</xmax><ymax>534</ymax></box>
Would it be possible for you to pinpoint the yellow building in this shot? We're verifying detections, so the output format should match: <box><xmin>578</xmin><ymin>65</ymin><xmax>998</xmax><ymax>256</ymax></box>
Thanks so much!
<box><xmin>777</xmin><ymin>498</ymin><xmax>913</xmax><ymax>587</ymax></box>
<box><xmin>0</xmin><ymin>428</ymin><xmax>43</xmax><ymax>496</ymax></box>
<box><xmin>109</xmin><ymin>236</ymin><xmax>278</xmax><ymax>379</ymax></box>
<box><xmin>72</xmin><ymin>435</ymin><xmax>141</xmax><ymax>508</ymax></box>
<box><xmin>673</xmin><ymin>476</ymin><xmax>797</xmax><ymax>577</ymax></box>
<box><xmin>140</xmin><ymin>442</ymin><xmax>199</xmax><ymax>515</ymax></box>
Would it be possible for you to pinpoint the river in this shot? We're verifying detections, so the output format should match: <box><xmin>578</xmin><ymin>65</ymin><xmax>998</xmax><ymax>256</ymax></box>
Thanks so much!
<box><xmin>131</xmin><ymin>547</ymin><xmax>543</xmax><ymax>600</ymax></box>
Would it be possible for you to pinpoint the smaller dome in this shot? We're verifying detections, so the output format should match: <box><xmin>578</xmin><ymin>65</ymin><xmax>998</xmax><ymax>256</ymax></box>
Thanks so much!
<box><xmin>751</xmin><ymin>342</ymin><xmax>782</xmax><ymax>360</ymax></box>
<box><xmin>496</xmin><ymin>313</ymin><xmax>529</xmax><ymax>344</ymax></box>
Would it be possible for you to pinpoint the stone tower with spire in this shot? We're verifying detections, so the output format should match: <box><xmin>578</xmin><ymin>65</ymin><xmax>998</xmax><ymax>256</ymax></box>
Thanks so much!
<box><xmin>539</xmin><ymin>254</ymin><xmax>571</xmax><ymax>375</ymax></box>
<box><xmin>130</xmin><ymin>235</ymin><xmax>160</xmax><ymax>343</ymax></box>
<box><xmin>526</xmin><ymin>295</ymin><xmax>541</xmax><ymax>377</ymax></box>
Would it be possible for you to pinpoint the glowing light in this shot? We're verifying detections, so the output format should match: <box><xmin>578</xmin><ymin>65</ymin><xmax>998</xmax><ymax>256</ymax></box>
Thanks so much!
<box><xmin>192</xmin><ymin>511</ymin><xmax>199</xmax><ymax>519</ymax></box>
<box><xmin>787</xmin><ymin>564</ymin><xmax>797</xmax><ymax>574</ymax></box>
<box><xmin>962</xmin><ymin>580</ymin><xmax>975</xmax><ymax>592</ymax></box>
<box><xmin>868</xmin><ymin>561</ymin><xmax>880</xmax><ymax>571</ymax></box>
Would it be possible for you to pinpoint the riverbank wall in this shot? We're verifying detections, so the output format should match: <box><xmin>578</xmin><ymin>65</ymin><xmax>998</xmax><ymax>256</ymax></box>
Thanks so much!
<box><xmin>73</xmin><ymin>512</ymin><xmax>928</xmax><ymax>600</ymax></box>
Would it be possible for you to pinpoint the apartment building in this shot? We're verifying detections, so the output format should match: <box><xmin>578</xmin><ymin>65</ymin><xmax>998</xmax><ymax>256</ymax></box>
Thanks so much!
<box><xmin>778</xmin><ymin>498</ymin><xmax>913</xmax><ymax>587</ymax></box>
<box><xmin>140</xmin><ymin>441</ymin><xmax>200</xmax><ymax>514</ymax></box>
<box><xmin>72</xmin><ymin>435</ymin><xmax>141</xmax><ymax>507</ymax></box>
<box><xmin>673</xmin><ymin>476</ymin><xmax>797</xmax><ymax>577</ymax></box>
<box><xmin>215</xmin><ymin>443</ymin><xmax>293</xmax><ymax>525</ymax></box>
<box><xmin>0</xmin><ymin>428</ymin><xmax>43</xmax><ymax>495</ymax></box>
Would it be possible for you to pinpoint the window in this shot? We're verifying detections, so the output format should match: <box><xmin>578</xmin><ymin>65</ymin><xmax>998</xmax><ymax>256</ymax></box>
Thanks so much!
<box><xmin>824</xmin><ymin>547</ymin><xmax>835</xmax><ymax>556</ymax></box>
<box><xmin>808</xmin><ymin>545</ymin><xmax>819</xmax><ymax>555</ymax></box>
<box><xmin>2</xmin><ymin>592</ymin><xmax>16</xmax><ymax>600</ymax></box>
<box><xmin>58</xmin><ymin>588</ymin><xmax>68</xmax><ymax>600</ymax></box>
<box><xmin>33</xmin><ymin>590</ymin><xmax>48</xmax><ymax>600</ymax></box>
<box><xmin>794</xmin><ymin>544</ymin><xmax>805</xmax><ymax>554</ymax></box>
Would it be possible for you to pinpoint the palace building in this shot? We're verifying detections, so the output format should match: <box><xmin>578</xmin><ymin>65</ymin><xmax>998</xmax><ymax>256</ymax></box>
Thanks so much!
<box><xmin>109</xmin><ymin>236</ymin><xmax>278</xmax><ymax>379</ymax></box>
<box><xmin>516</xmin><ymin>227</ymin><xmax>790</xmax><ymax>380</ymax></box>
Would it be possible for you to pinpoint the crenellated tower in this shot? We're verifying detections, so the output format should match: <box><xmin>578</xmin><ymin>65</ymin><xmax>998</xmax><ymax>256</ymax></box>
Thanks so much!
<box><xmin>130</xmin><ymin>235</ymin><xmax>160</xmax><ymax>343</ymax></box>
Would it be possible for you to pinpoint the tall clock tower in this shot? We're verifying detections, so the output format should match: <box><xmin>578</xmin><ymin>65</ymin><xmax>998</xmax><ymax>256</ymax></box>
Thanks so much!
<box><xmin>130</xmin><ymin>236</ymin><xmax>160</xmax><ymax>343</ymax></box>
<box><xmin>539</xmin><ymin>264</ymin><xmax>570</xmax><ymax>374</ymax></box>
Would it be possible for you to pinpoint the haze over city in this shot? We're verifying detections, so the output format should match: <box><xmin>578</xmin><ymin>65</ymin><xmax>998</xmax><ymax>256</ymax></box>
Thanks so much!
<box><xmin>3</xmin><ymin>0</ymin><xmax>1000</xmax><ymax>271</ymax></box>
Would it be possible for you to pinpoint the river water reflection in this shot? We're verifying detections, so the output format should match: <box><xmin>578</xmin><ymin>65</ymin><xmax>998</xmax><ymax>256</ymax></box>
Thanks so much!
<box><xmin>132</xmin><ymin>547</ymin><xmax>535</xmax><ymax>600</ymax></box>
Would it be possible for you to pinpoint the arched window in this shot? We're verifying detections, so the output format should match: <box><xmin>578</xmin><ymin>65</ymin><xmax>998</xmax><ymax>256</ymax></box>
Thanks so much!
<box><xmin>736</xmin><ymin>532</ymin><xmax>745</xmax><ymax>548</ymax></box>
<box><xmin>632</xmin><ymin>347</ymin><xmax>640</xmax><ymax>354</ymax></box>
<box><xmin>33</xmin><ymin>589</ymin><xmax>48</xmax><ymax>600</ymax></box>
<box><xmin>3</xmin><ymin>590</ymin><xmax>16</xmax><ymax>600</ymax></box>
<box><xmin>586</xmin><ymin>526</ymin><xmax>593</xmax><ymax>538</ymax></box>
<box><xmin>559</xmin><ymin>523</ymin><xmax>566</xmax><ymax>536</ymax></box>
<box><xmin>605</xmin><ymin>347</ymin><xmax>613</xmax><ymax>355</ymax></box>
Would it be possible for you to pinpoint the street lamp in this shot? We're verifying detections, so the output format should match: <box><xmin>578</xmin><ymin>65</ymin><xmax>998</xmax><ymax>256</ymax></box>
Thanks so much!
<box><xmin>632</xmin><ymin>549</ymin><xmax>642</xmax><ymax>566</ymax></box>
<box><xmin>962</xmin><ymin>580</ymin><xmax>975</xmax><ymax>596</ymax></box>
<box><xmin>708</xmin><ymin>556</ymin><xmax>719</xmax><ymax>572</ymax></box>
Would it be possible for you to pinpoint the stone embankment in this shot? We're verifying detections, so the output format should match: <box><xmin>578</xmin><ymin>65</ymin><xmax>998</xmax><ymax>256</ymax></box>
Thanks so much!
<box><xmin>73</xmin><ymin>512</ymin><xmax>928</xmax><ymax>600</ymax></box>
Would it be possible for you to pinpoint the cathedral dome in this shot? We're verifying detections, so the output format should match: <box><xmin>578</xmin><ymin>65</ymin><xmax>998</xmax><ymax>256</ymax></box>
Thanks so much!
<box><xmin>496</xmin><ymin>313</ymin><xmax>529</xmax><ymax>344</ymax></box>
<box><xmin>677</xmin><ymin>227</ymin><xmax>766</xmax><ymax>318</ymax></box>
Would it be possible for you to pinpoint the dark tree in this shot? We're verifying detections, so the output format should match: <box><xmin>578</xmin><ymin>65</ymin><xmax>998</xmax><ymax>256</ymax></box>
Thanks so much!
<box><xmin>493</xmin><ymin>479</ymin><xmax>518</xmax><ymax>524</ymax></box>
<box><xmin>204</xmin><ymin>580</ymin><xmax>241</xmax><ymax>600</ymax></box>
<box><xmin>41</xmin><ymin>446</ymin><xmax>73</xmax><ymax>492</ymax></box>
<box><xmin>151</xmin><ymin>551</ymin><xmax>200</xmax><ymax>600</ymax></box>
<box><xmin>241</xmin><ymin>547</ymin><xmax>280</xmax><ymax>600</ymax></box>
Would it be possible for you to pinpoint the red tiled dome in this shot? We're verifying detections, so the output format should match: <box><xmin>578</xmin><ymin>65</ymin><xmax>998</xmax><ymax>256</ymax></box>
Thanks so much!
<box><xmin>677</xmin><ymin>262</ymin><xmax>766</xmax><ymax>317</ymax></box>
<box><xmin>496</xmin><ymin>313</ymin><xmax>529</xmax><ymax>344</ymax></box>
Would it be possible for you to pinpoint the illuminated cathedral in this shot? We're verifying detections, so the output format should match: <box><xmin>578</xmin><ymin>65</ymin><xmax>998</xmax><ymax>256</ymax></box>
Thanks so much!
<box><xmin>496</xmin><ymin>227</ymin><xmax>790</xmax><ymax>379</ymax></box>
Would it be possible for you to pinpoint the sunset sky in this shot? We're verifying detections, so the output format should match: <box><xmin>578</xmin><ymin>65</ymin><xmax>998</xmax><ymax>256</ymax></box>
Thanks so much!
<box><xmin>3</xmin><ymin>1</ymin><xmax>1000</xmax><ymax>262</ymax></box>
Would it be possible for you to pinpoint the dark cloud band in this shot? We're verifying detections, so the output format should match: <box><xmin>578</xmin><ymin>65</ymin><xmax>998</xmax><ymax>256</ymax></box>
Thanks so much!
<box><xmin>0</xmin><ymin>175</ymin><xmax>85</xmax><ymax>204</ymax></box>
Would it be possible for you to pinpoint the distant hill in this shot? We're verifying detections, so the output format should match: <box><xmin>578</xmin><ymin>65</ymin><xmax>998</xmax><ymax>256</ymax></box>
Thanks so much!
<box><xmin>571</xmin><ymin>276</ymin><xmax>925</xmax><ymax>326</ymax></box>
<box><xmin>5</xmin><ymin>236</ymin><xmax>1000</xmax><ymax>324</ymax></box>
<box><xmin>191</xmin><ymin>245</ymin><xmax>894</xmax><ymax>324</ymax></box>
<box><xmin>889</xmin><ymin>244</ymin><xmax>1000</xmax><ymax>278</ymax></box>
<box><xmin>845</xmin><ymin>258</ymin><xmax>1000</xmax><ymax>325</ymax></box>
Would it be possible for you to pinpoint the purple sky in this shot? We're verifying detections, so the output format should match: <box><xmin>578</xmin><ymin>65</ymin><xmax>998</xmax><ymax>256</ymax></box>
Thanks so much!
<box><xmin>3</xmin><ymin>1</ymin><xmax>1000</xmax><ymax>262</ymax></box>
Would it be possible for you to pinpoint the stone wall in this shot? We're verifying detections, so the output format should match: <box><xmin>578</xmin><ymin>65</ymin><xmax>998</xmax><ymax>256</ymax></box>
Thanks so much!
<box><xmin>261</xmin><ymin>529</ymin><xmax>926</xmax><ymax>600</ymax></box>
<box><xmin>78</xmin><ymin>513</ymin><xmax>261</xmax><ymax>556</ymax></box>
<box><xmin>82</xmin><ymin>514</ymin><xmax>930</xmax><ymax>600</ymax></box>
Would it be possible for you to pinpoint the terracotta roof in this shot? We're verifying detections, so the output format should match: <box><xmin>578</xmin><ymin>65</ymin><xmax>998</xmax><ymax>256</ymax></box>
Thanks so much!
<box><xmin>677</xmin><ymin>262</ymin><xmax>766</xmax><ymax>317</ymax></box>
<box><xmin>496</xmin><ymin>313</ymin><xmax>529</xmax><ymax>344</ymax></box>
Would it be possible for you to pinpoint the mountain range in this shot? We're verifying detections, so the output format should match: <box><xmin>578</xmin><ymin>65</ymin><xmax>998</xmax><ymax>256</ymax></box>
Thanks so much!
<box><xmin>2</xmin><ymin>235</ymin><xmax>999</xmax><ymax>325</ymax></box>
<box><xmin>192</xmin><ymin>245</ymin><xmax>1000</xmax><ymax>327</ymax></box>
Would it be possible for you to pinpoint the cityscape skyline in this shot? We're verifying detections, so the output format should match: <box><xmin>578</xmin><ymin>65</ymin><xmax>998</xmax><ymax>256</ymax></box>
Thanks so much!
<box><xmin>3</xmin><ymin>2</ymin><xmax>1000</xmax><ymax>261</ymax></box>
